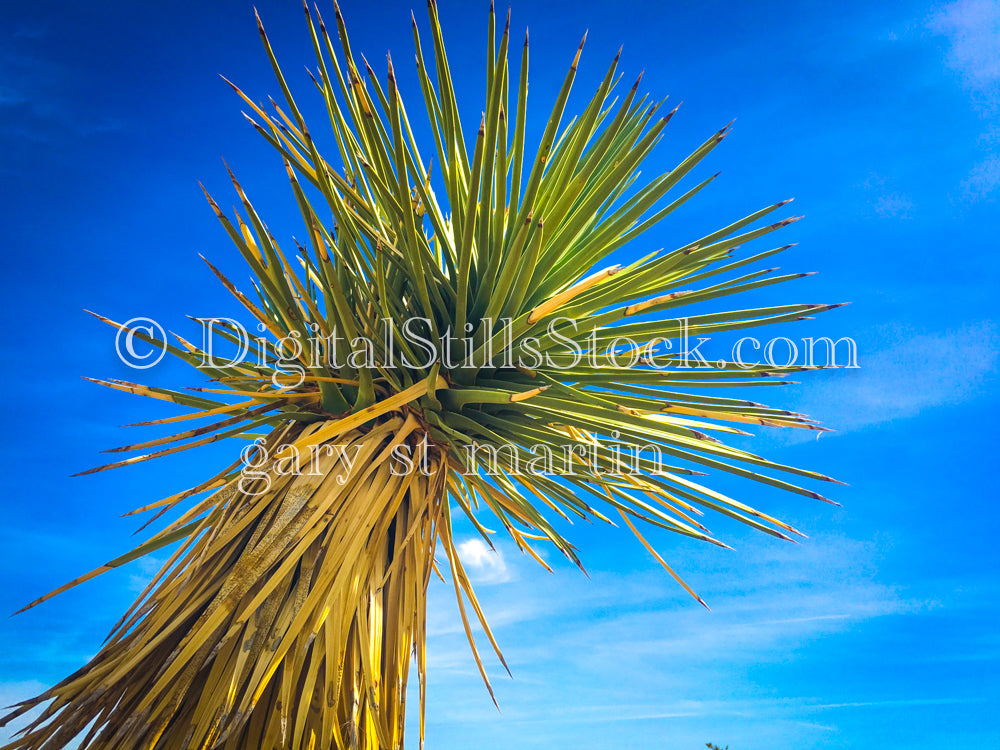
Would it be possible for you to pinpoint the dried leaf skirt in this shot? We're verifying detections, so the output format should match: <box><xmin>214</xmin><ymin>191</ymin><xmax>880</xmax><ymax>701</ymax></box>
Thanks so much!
<box><xmin>3</xmin><ymin>414</ymin><xmax>444</xmax><ymax>750</ymax></box>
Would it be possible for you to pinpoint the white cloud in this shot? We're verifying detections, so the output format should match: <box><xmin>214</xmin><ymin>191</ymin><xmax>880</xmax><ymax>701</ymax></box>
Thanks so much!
<box><xmin>457</xmin><ymin>538</ymin><xmax>511</xmax><ymax>585</ymax></box>
<box><xmin>929</xmin><ymin>0</ymin><xmax>1000</xmax><ymax>105</ymax></box>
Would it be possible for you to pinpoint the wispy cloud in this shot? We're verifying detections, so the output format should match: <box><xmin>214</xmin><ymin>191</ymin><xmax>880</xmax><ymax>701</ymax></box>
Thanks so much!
<box><xmin>425</xmin><ymin>533</ymin><xmax>918</xmax><ymax>674</ymax></box>
<box><xmin>960</xmin><ymin>153</ymin><xmax>1000</xmax><ymax>200</ymax></box>
<box><xmin>862</xmin><ymin>173</ymin><xmax>915</xmax><ymax>219</ymax></box>
<box><xmin>873</xmin><ymin>192</ymin><xmax>915</xmax><ymax>218</ymax></box>
<box><xmin>407</xmin><ymin>532</ymin><xmax>957</xmax><ymax>748</ymax></box>
<box><xmin>928</xmin><ymin>1</ymin><xmax>1000</xmax><ymax>204</ymax></box>
<box><xmin>780</xmin><ymin>322</ymin><xmax>998</xmax><ymax>436</ymax></box>
<box><xmin>0</xmin><ymin>681</ymin><xmax>47</xmax><ymax>745</ymax></box>
<box><xmin>0</xmin><ymin>25</ymin><xmax>123</xmax><ymax>146</ymax></box>
<box><xmin>127</xmin><ymin>555</ymin><xmax>165</xmax><ymax>593</ymax></box>
<box><xmin>929</xmin><ymin>0</ymin><xmax>1000</xmax><ymax>107</ymax></box>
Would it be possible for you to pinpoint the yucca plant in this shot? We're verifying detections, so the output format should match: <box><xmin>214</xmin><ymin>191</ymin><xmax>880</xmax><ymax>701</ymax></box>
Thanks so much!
<box><xmin>2</xmin><ymin>2</ymin><xmax>843</xmax><ymax>749</ymax></box>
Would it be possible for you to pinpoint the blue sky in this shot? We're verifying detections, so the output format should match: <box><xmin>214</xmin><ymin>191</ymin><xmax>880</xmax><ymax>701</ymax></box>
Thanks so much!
<box><xmin>1</xmin><ymin>0</ymin><xmax>998</xmax><ymax>748</ymax></box>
